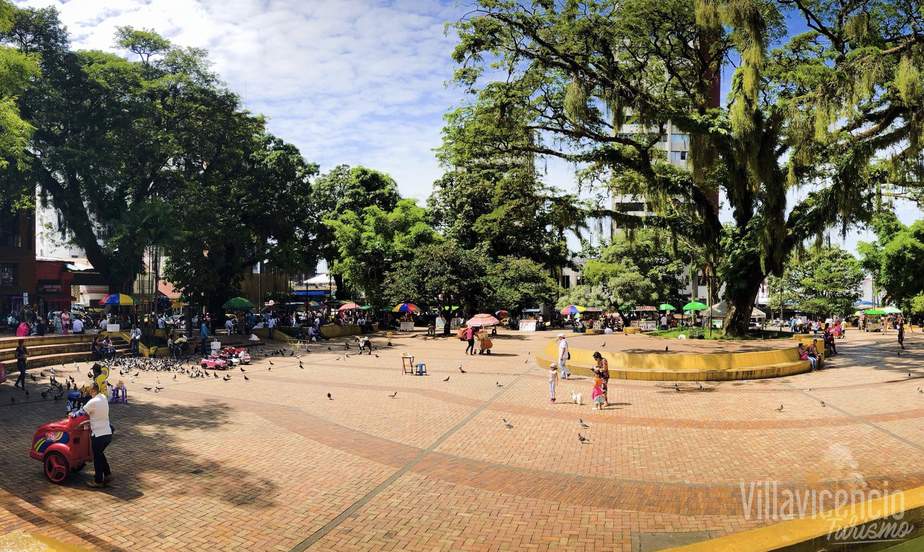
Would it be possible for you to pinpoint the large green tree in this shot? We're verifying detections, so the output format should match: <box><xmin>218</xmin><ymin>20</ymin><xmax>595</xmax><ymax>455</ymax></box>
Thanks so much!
<box><xmin>0</xmin><ymin>1</ymin><xmax>37</xmax><ymax>171</ymax></box>
<box><xmin>859</xmin><ymin>215</ymin><xmax>924</xmax><ymax>308</ymax></box>
<box><xmin>486</xmin><ymin>256</ymin><xmax>559</xmax><ymax>314</ymax></box>
<box><xmin>163</xmin><ymin>131</ymin><xmax>319</xmax><ymax>314</ymax></box>
<box><xmin>449</xmin><ymin>0</ymin><xmax>924</xmax><ymax>335</ymax></box>
<box><xmin>1</xmin><ymin>13</ymin><xmax>258</xmax><ymax>291</ymax></box>
<box><xmin>311</xmin><ymin>165</ymin><xmax>402</xmax><ymax>297</ymax></box>
<box><xmin>775</xmin><ymin>246</ymin><xmax>864</xmax><ymax>318</ymax></box>
<box><xmin>430</xmin><ymin>113</ymin><xmax>580</xmax><ymax>272</ymax></box>
<box><xmin>384</xmin><ymin>241</ymin><xmax>490</xmax><ymax>330</ymax></box>
<box><xmin>558</xmin><ymin>229</ymin><xmax>692</xmax><ymax>318</ymax></box>
<box><xmin>326</xmin><ymin>199</ymin><xmax>439</xmax><ymax>310</ymax></box>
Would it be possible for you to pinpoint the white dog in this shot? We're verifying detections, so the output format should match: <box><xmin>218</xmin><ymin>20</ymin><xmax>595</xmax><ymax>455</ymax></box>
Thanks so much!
<box><xmin>570</xmin><ymin>390</ymin><xmax>583</xmax><ymax>405</ymax></box>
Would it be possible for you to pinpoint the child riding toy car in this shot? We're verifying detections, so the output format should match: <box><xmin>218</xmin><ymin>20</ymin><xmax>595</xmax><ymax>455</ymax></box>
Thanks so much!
<box><xmin>30</xmin><ymin>414</ymin><xmax>92</xmax><ymax>484</ymax></box>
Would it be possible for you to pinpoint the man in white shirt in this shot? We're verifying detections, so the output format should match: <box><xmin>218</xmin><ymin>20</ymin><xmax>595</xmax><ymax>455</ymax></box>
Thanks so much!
<box><xmin>557</xmin><ymin>334</ymin><xmax>570</xmax><ymax>379</ymax></box>
<box><xmin>70</xmin><ymin>382</ymin><xmax>112</xmax><ymax>488</ymax></box>
<box><xmin>72</xmin><ymin>317</ymin><xmax>84</xmax><ymax>334</ymax></box>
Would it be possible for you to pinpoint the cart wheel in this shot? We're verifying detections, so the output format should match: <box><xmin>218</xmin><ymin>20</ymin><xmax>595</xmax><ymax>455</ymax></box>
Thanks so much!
<box><xmin>44</xmin><ymin>452</ymin><xmax>70</xmax><ymax>484</ymax></box>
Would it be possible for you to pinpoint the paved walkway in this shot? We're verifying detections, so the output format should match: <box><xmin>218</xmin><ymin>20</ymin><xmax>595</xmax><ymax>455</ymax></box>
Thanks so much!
<box><xmin>0</xmin><ymin>329</ymin><xmax>921</xmax><ymax>551</ymax></box>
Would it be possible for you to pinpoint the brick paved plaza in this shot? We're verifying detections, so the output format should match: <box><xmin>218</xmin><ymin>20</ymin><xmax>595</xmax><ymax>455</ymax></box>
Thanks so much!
<box><xmin>1</xmin><ymin>329</ymin><xmax>922</xmax><ymax>551</ymax></box>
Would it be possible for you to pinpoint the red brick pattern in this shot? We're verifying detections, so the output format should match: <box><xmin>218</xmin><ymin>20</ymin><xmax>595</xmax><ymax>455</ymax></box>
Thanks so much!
<box><xmin>0</xmin><ymin>330</ymin><xmax>921</xmax><ymax>550</ymax></box>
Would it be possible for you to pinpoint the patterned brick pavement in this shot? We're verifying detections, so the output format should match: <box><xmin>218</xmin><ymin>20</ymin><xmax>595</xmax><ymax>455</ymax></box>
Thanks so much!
<box><xmin>0</xmin><ymin>329</ymin><xmax>923</xmax><ymax>550</ymax></box>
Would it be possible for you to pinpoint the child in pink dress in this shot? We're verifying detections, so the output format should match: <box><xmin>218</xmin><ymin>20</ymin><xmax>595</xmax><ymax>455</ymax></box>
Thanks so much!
<box><xmin>591</xmin><ymin>378</ymin><xmax>606</xmax><ymax>410</ymax></box>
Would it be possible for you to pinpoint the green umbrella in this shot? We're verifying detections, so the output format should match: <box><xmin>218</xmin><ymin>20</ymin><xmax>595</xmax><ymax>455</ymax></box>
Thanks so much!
<box><xmin>682</xmin><ymin>301</ymin><xmax>708</xmax><ymax>312</ymax></box>
<box><xmin>864</xmin><ymin>307</ymin><xmax>886</xmax><ymax>315</ymax></box>
<box><xmin>223</xmin><ymin>296</ymin><xmax>255</xmax><ymax>311</ymax></box>
<box><xmin>658</xmin><ymin>303</ymin><xmax>676</xmax><ymax>311</ymax></box>
<box><xmin>882</xmin><ymin>306</ymin><xmax>902</xmax><ymax>314</ymax></box>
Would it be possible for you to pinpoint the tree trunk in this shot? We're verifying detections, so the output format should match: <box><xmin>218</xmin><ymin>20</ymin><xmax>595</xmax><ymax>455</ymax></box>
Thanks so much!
<box><xmin>722</xmin><ymin>257</ymin><xmax>765</xmax><ymax>337</ymax></box>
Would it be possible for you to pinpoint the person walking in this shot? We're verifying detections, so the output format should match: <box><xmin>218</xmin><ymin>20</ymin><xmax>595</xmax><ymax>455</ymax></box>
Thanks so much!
<box><xmin>69</xmin><ymin>382</ymin><xmax>112</xmax><ymax>488</ymax></box>
<box><xmin>557</xmin><ymin>334</ymin><xmax>570</xmax><ymax>380</ymax></box>
<box><xmin>14</xmin><ymin>339</ymin><xmax>27</xmax><ymax>390</ymax></box>
<box><xmin>898</xmin><ymin>319</ymin><xmax>906</xmax><ymax>350</ymax></box>
<box><xmin>129</xmin><ymin>325</ymin><xmax>142</xmax><ymax>357</ymax></box>
<box><xmin>199</xmin><ymin>318</ymin><xmax>210</xmax><ymax>356</ymax></box>
<box><xmin>464</xmin><ymin>325</ymin><xmax>476</xmax><ymax>355</ymax></box>
<box><xmin>592</xmin><ymin>351</ymin><xmax>610</xmax><ymax>406</ymax></box>
<box><xmin>548</xmin><ymin>363</ymin><xmax>558</xmax><ymax>403</ymax></box>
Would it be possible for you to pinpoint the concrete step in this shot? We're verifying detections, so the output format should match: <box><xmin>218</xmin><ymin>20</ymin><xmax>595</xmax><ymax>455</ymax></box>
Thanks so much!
<box><xmin>0</xmin><ymin>334</ymin><xmax>94</xmax><ymax>348</ymax></box>
<box><xmin>16</xmin><ymin>345</ymin><xmax>131</xmax><ymax>371</ymax></box>
<box><xmin>0</xmin><ymin>342</ymin><xmax>101</xmax><ymax>362</ymax></box>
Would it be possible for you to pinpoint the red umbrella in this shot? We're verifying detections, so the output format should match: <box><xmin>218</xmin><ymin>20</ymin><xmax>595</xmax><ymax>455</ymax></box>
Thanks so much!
<box><xmin>338</xmin><ymin>302</ymin><xmax>361</xmax><ymax>311</ymax></box>
<box><xmin>467</xmin><ymin>313</ymin><xmax>500</xmax><ymax>327</ymax></box>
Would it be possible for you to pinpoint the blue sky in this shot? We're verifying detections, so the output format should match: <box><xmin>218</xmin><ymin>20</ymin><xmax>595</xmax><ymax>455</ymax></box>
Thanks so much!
<box><xmin>15</xmin><ymin>0</ymin><xmax>922</xmax><ymax>253</ymax></box>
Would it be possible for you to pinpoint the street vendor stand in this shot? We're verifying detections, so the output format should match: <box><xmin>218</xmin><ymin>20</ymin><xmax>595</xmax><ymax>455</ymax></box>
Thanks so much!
<box><xmin>633</xmin><ymin>306</ymin><xmax>658</xmax><ymax>331</ymax></box>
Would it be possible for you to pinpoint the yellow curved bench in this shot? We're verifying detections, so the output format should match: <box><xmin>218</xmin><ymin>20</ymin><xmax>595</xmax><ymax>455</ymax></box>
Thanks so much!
<box><xmin>536</xmin><ymin>340</ymin><xmax>812</xmax><ymax>381</ymax></box>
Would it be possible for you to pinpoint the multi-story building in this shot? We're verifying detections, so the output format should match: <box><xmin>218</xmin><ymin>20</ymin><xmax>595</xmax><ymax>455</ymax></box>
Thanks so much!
<box><xmin>0</xmin><ymin>207</ymin><xmax>36</xmax><ymax>317</ymax></box>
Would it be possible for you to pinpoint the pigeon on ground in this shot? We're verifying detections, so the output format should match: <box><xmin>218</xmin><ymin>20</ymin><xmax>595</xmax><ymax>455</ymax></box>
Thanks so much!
<box><xmin>578</xmin><ymin>433</ymin><xmax>589</xmax><ymax>444</ymax></box>
<box><xmin>443</xmin><ymin>376</ymin><xmax>450</xmax><ymax>382</ymax></box>
<box><xmin>389</xmin><ymin>392</ymin><xmax>397</xmax><ymax>398</ymax></box>
<box><xmin>327</xmin><ymin>393</ymin><xmax>333</xmax><ymax>400</ymax></box>
<box><xmin>243</xmin><ymin>375</ymin><xmax>249</xmax><ymax>381</ymax></box>
<box><xmin>776</xmin><ymin>404</ymin><xmax>784</xmax><ymax>412</ymax></box>
<box><xmin>502</xmin><ymin>418</ymin><xmax>513</xmax><ymax>429</ymax></box>
<box><xmin>579</xmin><ymin>419</ymin><xmax>590</xmax><ymax>429</ymax></box>
<box><xmin>240</xmin><ymin>367</ymin><xmax>246</xmax><ymax>372</ymax></box>
<box><xmin>496</xmin><ymin>382</ymin><xmax>503</xmax><ymax>387</ymax></box>
<box><xmin>820</xmin><ymin>401</ymin><xmax>825</xmax><ymax>407</ymax></box>
<box><xmin>458</xmin><ymin>366</ymin><xmax>466</xmax><ymax>374</ymax></box>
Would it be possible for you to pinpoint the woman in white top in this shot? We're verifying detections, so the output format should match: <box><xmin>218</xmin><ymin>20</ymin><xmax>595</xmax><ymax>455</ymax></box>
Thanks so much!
<box><xmin>70</xmin><ymin>382</ymin><xmax>112</xmax><ymax>488</ymax></box>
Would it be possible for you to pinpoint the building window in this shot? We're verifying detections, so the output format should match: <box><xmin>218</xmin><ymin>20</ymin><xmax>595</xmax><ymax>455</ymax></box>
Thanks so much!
<box><xmin>0</xmin><ymin>212</ymin><xmax>21</xmax><ymax>248</ymax></box>
<box><xmin>670</xmin><ymin>134</ymin><xmax>689</xmax><ymax>149</ymax></box>
<box><xmin>0</xmin><ymin>263</ymin><xmax>17</xmax><ymax>287</ymax></box>
<box><xmin>669</xmin><ymin>150</ymin><xmax>688</xmax><ymax>163</ymax></box>
<box><xmin>560</xmin><ymin>277</ymin><xmax>570</xmax><ymax>289</ymax></box>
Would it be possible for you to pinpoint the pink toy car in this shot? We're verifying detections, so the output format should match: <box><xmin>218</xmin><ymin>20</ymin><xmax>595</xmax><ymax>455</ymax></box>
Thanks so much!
<box><xmin>200</xmin><ymin>356</ymin><xmax>228</xmax><ymax>369</ymax></box>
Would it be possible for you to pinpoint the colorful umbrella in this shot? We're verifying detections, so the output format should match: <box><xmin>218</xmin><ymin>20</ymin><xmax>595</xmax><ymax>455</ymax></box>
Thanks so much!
<box><xmin>467</xmin><ymin>313</ymin><xmax>500</xmax><ymax>327</ymax></box>
<box><xmin>658</xmin><ymin>303</ymin><xmax>676</xmax><ymax>311</ymax></box>
<box><xmin>560</xmin><ymin>305</ymin><xmax>585</xmax><ymax>315</ymax></box>
<box><xmin>682</xmin><ymin>301</ymin><xmax>708</xmax><ymax>312</ymax></box>
<box><xmin>882</xmin><ymin>306</ymin><xmax>902</xmax><ymax>314</ymax></box>
<box><xmin>222</xmin><ymin>296</ymin><xmax>254</xmax><ymax>311</ymax></box>
<box><xmin>864</xmin><ymin>307</ymin><xmax>886</xmax><ymax>316</ymax></box>
<box><xmin>338</xmin><ymin>302</ymin><xmax>361</xmax><ymax>311</ymax></box>
<box><xmin>100</xmin><ymin>293</ymin><xmax>134</xmax><ymax>306</ymax></box>
<box><xmin>392</xmin><ymin>303</ymin><xmax>420</xmax><ymax>313</ymax></box>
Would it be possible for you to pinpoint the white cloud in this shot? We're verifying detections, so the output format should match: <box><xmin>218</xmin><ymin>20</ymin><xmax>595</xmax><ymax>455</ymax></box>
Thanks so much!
<box><xmin>15</xmin><ymin>0</ymin><xmax>467</xmax><ymax>200</ymax></box>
